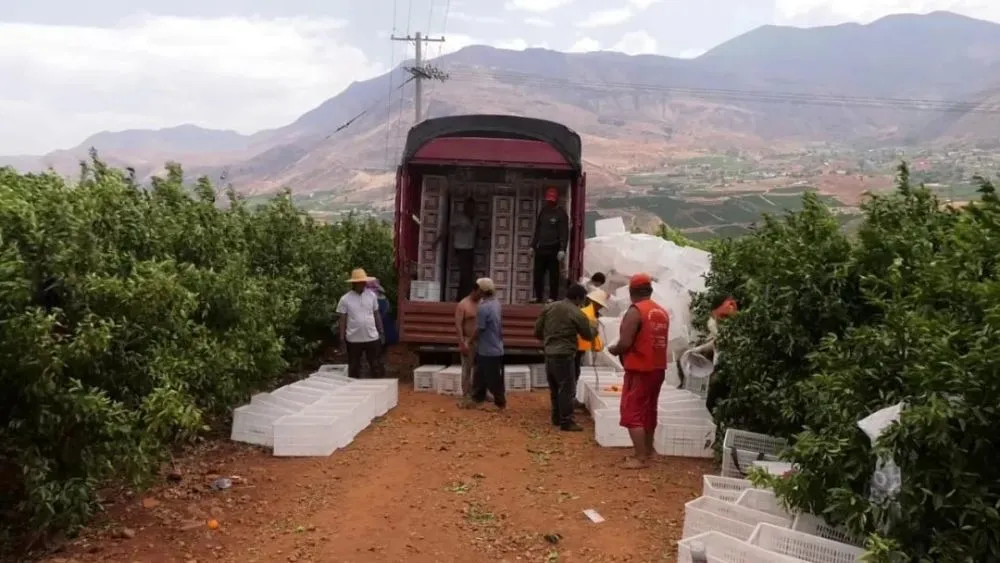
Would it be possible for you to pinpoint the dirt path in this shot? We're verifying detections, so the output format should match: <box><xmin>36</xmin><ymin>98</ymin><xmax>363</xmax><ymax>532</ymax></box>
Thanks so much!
<box><xmin>43</xmin><ymin>388</ymin><xmax>713</xmax><ymax>563</ymax></box>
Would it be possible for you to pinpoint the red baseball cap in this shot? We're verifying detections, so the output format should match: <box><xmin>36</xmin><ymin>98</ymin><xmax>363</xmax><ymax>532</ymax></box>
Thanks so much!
<box><xmin>629</xmin><ymin>273</ymin><xmax>653</xmax><ymax>288</ymax></box>
<box><xmin>544</xmin><ymin>187</ymin><xmax>558</xmax><ymax>202</ymax></box>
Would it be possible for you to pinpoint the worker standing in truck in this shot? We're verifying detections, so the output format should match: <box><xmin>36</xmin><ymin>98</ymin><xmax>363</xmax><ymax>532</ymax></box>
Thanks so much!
<box><xmin>437</xmin><ymin>197</ymin><xmax>480</xmax><ymax>300</ymax></box>
<box><xmin>531</xmin><ymin>187</ymin><xmax>569</xmax><ymax>303</ymax></box>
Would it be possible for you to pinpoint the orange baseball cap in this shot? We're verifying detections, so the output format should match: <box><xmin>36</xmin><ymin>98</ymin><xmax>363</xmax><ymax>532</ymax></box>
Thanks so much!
<box><xmin>629</xmin><ymin>273</ymin><xmax>653</xmax><ymax>288</ymax></box>
<box><xmin>544</xmin><ymin>187</ymin><xmax>558</xmax><ymax>202</ymax></box>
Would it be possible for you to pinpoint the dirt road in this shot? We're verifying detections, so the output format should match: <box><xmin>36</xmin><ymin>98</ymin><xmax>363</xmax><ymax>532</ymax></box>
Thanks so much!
<box><xmin>43</xmin><ymin>388</ymin><xmax>713</xmax><ymax>563</ymax></box>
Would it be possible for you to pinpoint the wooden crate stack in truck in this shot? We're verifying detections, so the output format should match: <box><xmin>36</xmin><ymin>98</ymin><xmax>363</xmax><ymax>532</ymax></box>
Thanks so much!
<box><xmin>393</xmin><ymin>115</ymin><xmax>587</xmax><ymax>352</ymax></box>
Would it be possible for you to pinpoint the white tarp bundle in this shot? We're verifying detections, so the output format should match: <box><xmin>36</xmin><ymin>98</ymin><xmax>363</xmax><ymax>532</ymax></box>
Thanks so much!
<box><xmin>581</xmin><ymin>220</ymin><xmax>712</xmax><ymax>372</ymax></box>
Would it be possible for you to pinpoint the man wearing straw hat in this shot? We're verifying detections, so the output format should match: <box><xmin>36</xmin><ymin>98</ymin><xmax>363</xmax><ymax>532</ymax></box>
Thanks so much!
<box><xmin>336</xmin><ymin>268</ymin><xmax>386</xmax><ymax>379</ymax></box>
<box><xmin>575</xmin><ymin>288</ymin><xmax>608</xmax><ymax>411</ymax></box>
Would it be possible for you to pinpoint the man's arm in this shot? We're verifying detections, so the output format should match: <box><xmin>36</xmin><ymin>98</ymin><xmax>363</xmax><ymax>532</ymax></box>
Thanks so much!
<box><xmin>529</xmin><ymin>212</ymin><xmax>541</xmax><ymax>249</ymax></box>
<box><xmin>533</xmin><ymin>305</ymin><xmax>548</xmax><ymax>340</ymax></box>
<box><xmin>455</xmin><ymin>304</ymin><xmax>467</xmax><ymax>342</ymax></box>
<box><xmin>557</xmin><ymin>208</ymin><xmax>570</xmax><ymax>252</ymax></box>
<box><xmin>476</xmin><ymin>304</ymin><xmax>488</xmax><ymax>340</ymax></box>
<box><xmin>372</xmin><ymin>296</ymin><xmax>384</xmax><ymax>340</ymax></box>
<box><xmin>335</xmin><ymin>296</ymin><xmax>348</xmax><ymax>346</ymax></box>
<box><xmin>608</xmin><ymin>306</ymin><xmax>641</xmax><ymax>356</ymax></box>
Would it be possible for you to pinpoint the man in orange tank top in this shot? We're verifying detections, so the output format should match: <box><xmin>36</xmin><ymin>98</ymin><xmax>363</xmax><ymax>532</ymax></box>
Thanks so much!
<box><xmin>607</xmin><ymin>273</ymin><xmax>669</xmax><ymax>469</ymax></box>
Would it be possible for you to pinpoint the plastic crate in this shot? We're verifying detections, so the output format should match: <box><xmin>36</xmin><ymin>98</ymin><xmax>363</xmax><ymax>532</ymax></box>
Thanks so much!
<box><xmin>409</xmin><ymin>280</ymin><xmax>442</xmax><ymax>302</ymax></box>
<box><xmin>272</xmin><ymin>415</ymin><xmax>345</xmax><ymax>457</ymax></box>
<box><xmin>433</xmin><ymin>366</ymin><xmax>464</xmax><ymax>396</ymax></box>
<box><xmin>413</xmin><ymin>365</ymin><xmax>444</xmax><ymax>392</ymax></box>
<box><xmin>721</xmin><ymin>429</ymin><xmax>788</xmax><ymax>478</ymax></box>
<box><xmin>749</xmin><ymin>523</ymin><xmax>865</xmax><ymax>562</ymax></box>
<box><xmin>654</xmin><ymin>417</ymin><xmax>716</xmax><ymax>458</ymax></box>
<box><xmin>792</xmin><ymin>514</ymin><xmax>864</xmax><ymax>547</ymax></box>
<box><xmin>298</xmin><ymin>403</ymin><xmax>363</xmax><ymax>443</ymax></box>
<box><xmin>703</xmin><ymin>475</ymin><xmax>755</xmax><ymax>503</ymax></box>
<box><xmin>250</xmin><ymin>392</ymin><xmax>307</xmax><ymax>412</ymax></box>
<box><xmin>529</xmin><ymin>364</ymin><xmax>547</xmax><ymax>388</ymax></box>
<box><xmin>658</xmin><ymin>406</ymin><xmax>713</xmax><ymax>421</ymax></box>
<box><xmin>576</xmin><ymin>374</ymin><xmax>623</xmax><ymax>404</ymax></box>
<box><xmin>231</xmin><ymin>403</ymin><xmax>296</xmax><ymax>447</ymax></box>
<box><xmin>682</xmin><ymin>496</ymin><xmax>793</xmax><ymax>540</ymax></box>
<box><xmin>272</xmin><ymin>386</ymin><xmax>326</xmax><ymax>406</ymax></box>
<box><xmin>659</xmin><ymin>390</ymin><xmax>702</xmax><ymax>402</ymax></box>
<box><xmin>593</xmin><ymin>408</ymin><xmax>631</xmax><ymax>447</ymax></box>
<box><xmin>677</xmin><ymin>531</ymin><xmax>805</xmax><ymax>563</ymax></box>
<box><xmin>736</xmin><ymin>488</ymin><xmax>794</xmax><ymax>519</ymax></box>
<box><xmin>345</xmin><ymin>379</ymin><xmax>399</xmax><ymax>415</ymax></box>
<box><xmin>317</xmin><ymin>363</ymin><xmax>349</xmax><ymax>376</ymax></box>
<box><xmin>505</xmin><ymin>365</ymin><xmax>531</xmax><ymax>391</ymax></box>
<box><xmin>322</xmin><ymin>391</ymin><xmax>378</xmax><ymax>423</ymax></box>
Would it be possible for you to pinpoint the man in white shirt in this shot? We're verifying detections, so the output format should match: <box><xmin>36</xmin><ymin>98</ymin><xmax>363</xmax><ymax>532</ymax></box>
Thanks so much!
<box><xmin>438</xmin><ymin>197</ymin><xmax>479</xmax><ymax>299</ymax></box>
<box><xmin>337</xmin><ymin>268</ymin><xmax>386</xmax><ymax>379</ymax></box>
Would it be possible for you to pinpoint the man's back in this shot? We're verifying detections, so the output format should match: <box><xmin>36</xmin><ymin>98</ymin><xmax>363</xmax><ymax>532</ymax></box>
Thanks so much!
<box><xmin>537</xmin><ymin>300</ymin><xmax>593</xmax><ymax>356</ymax></box>
<box><xmin>476</xmin><ymin>298</ymin><xmax>504</xmax><ymax>356</ymax></box>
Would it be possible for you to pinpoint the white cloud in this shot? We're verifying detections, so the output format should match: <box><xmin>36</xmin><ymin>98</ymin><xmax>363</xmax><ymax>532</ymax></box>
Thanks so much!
<box><xmin>449</xmin><ymin>12</ymin><xmax>506</xmax><ymax>24</ymax></box>
<box><xmin>427</xmin><ymin>34</ymin><xmax>547</xmax><ymax>58</ymax></box>
<box><xmin>524</xmin><ymin>17</ymin><xmax>555</xmax><ymax>27</ymax></box>
<box><xmin>0</xmin><ymin>15</ymin><xmax>385</xmax><ymax>155</ymax></box>
<box><xmin>495</xmin><ymin>38</ymin><xmax>552</xmax><ymax>50</ymax></box>
<box><xmin>775</xmin><ymin>0</ymin><xmax>1000</xmax><ymax>25</ymax></box>
<box><xmin>568</xmin><ymin>37</ymin><xmax>603</xmax><ymax>52</ymax></box>
<box><xmin>676</xmin><ymin>48</ymin><xmax>707</xmax><ymax>59</ymax></box>
<box><xmin>611</xmin><ymin>30</ymin><xmax>659</xmax><ymax>55</ymax></box>
<box><xmin>504</xmin><ymin>0</ymin><xmax>576</xmax><ymax>13</ymax></box>
<box><xmin>576</xmin><ymin>8</ymin><xmax>635</xmax><ymax>28</ymax></box>
<box><xmin>628</xmin><ymin>0</ymin><xmax>663</xmax><ymax>8</ymax></box>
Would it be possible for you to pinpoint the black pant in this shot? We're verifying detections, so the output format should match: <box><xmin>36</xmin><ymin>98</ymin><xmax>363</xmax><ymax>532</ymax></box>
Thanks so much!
<box><xmin>471</xmin><ymin>354</ymin><xmax>506</xmax><ymax>408</ymax></box>
<box><xmin>456</xmin><ymin>248</ymin><xmax>475</xmax><ymax>299</ymax></box>
<box><xmin>533</xmin><ymin>248</ymin><xmax>561</xmax><ymax>301</ymax></box>
<box><xmin>546</xmin><ymin>354</ymin><xmax>576</xmax><ymax>426</ymax></box>
<box><xmin>346</xmin><ymin>340</ymin><xmax>384</xmax><ymax>379</ymax></box>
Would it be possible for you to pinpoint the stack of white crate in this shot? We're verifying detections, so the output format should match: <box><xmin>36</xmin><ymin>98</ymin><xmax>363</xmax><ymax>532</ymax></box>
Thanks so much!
<box><xmin>230</xmin><ymin>364</ymin><xmax>399</xmax><ymax>457</ymax></box>
<box><xmin>433</xmin><ymin>365</ymin><xmax>464</xmax><ymax>396</ymax></box>
<box><xmin>529</xmin><ymin>364</ymin><xmax>547</xmax><ymax>389</ymax></box>
<box><xmin>504</xmin><ymin>365</ymin><xmax>531</xmax><ymax>392</ymax></box>
<box><xmin>675</xmin><ymin>428</ymin><xmax>866</xmax><ymax>562</ymax></box>
<box><xmin>584</xmin><ymin>372</ymin><xmax>717</xmax><ymax>458</ymax></box>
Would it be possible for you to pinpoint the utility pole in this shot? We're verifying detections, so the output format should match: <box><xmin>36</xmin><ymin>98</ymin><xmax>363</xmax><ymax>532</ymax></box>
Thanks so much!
<box><xmin>390</xmin><ymin>31</ymin><xmax>446</xmax><ymax>124</ymax></box>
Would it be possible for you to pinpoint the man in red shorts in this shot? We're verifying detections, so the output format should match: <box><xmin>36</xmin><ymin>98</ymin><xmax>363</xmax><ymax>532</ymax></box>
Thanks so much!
<box><xmin>608</xmin><ymin>273</ymin><xmax>669</xmax><ymax>469</ymax></box>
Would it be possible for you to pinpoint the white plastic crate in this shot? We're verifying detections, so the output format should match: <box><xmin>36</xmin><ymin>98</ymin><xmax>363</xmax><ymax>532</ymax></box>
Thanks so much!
<box><xmin>322</xmin><ymin>391</ymin><xmax>378</xmax><ymax>423</ymax></box>
<box><xmin>433</xmin><ymin>366</ymin><xmax>464</xmax><ymax>396</ymax></box>
<box><xmin>413</xmin><ymin>365</ymin><xmax>444</xmax><ymax>392</ymax></box>
<box><xmin>505</xmin><ymin>365</ymin><xmax>531</xmax><ymax>391</ymax></box>
<box><xmin>654</xmin><ymin>417</ymin><xmax>716</xmax><ymax>458</ymax></box>
<box><xmin>272</xmin><ymin>414</ymin><xmax>345</xmax><ymax>457</ymax></box>
<box><xmin>231</xmin><ymin>403</ymin><xmax>296</xmax><ymax>447</ymax></box>
<box><xmin>682</xmin><ymin>496</ymin><xmax>793</xmax><ymax>540</ymax></box>
<box><xmin>749</xmin><ymin>523</ymin><xmax>865</xmax><ymax>562</ymax></box>
<box><xmin>529</xmin><ymin>364</ymin><xmax>547</xmax><ymax>388</ymax></box>
<box><xmin>658</xmin><ymin>407</ymin><xmax>713</xmax><ymax>421</ymax></box>
<box><xmin>346</xmin><ymin>379</ymin><xmax>398</xmax><ymax>415</ymax></box>
<box><xmin>792</xmin><ymin>514</ymin><xmax>864</xmax><ymax>547</ymax></box>
<box><xmin>721</xmin><ymin>429</ymin><xmax>788</xmax><ymax>478</ymax></box>
<box><xmin>593</xmin><ymin>408</ymin><xmax>631</xmax><ymax>447</ymax></box>
<box><xmin>409</xmin><ymin>280</ymin><xmax>442</xmax><ymax>302</ymax></box>
<box><xmin>298</xmin><ymin>403</ymin><xmax>362</xmax><ymax>444</ymax></box>
<box><xmin>576</xmin><ymin>373</ymin><xmax>623</xmax><ymax>403</ymax></box>
<box><xmin>272</xmin><ymin>386</ymin><xmax>326</xmax><ymax>406</ymax></box>
<box><xmin>677</xmin><ymin>531</ymin><xmax>805</xmax><ymax>563</ymax></box>
<box><xmin>703</xmin><ymin>475</ymin><xmax>755</xmax><ymax>503</ymax></box>
<box><xmin>659</xmin><ymin>390</ymin><xmax>701</xmax><ymax>402</ymax></box>
<box><xmin>250</xmin><ymin>392</ymin><xmax>306</xmax><ymax>412</ymax></box>
<box><xmin>736</xmin><ymin>488</ymin><xmax>794</xmax><ymax>519</ymax></box>
<box><xmin>317</xmin><ymin>363</ymin><xmax>349</xmax><ymax>375</ymax></box>
<box><xmin>590</xmin><ymin>394</ymin><xmax>620</xmax><ymax>411</ymax></box>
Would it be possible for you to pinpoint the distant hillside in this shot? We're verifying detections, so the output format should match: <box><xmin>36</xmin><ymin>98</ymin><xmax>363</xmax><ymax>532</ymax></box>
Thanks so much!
<box><xmin>5</xmin><ymin>11</ymin><xmax>1000</xmax><ymax>199</ymax></box>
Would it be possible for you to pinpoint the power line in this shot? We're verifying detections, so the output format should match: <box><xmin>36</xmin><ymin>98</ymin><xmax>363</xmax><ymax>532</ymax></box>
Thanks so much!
<box><xmin>382</xmin><ymin>0</ymin><xmax>400</xmax><ymax>169</ymax></box>
<box><xmin>440</xmin><ymin>68</ymin><xmax>1000</xmax><ymax>114</ymax></box>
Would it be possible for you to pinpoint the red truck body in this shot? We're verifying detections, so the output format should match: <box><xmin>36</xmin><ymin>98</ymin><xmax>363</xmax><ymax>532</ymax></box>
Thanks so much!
<box><xmin>393</xmin><ymin>115</ymin><xmax>586</xmax><ymax>350</ymax></box>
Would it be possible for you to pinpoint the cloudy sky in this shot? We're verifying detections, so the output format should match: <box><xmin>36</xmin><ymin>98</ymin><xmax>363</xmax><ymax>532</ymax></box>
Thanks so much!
<box><xmin>2</xmin><ymin>0</ymin><xmax>998</xmax><ymax>154</ymax></box>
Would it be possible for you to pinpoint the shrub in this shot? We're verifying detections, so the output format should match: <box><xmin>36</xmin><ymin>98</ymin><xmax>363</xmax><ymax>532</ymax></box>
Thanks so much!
<box><xmin>0</xmin><ymin>157</ymin><xmax>395</xmax><ymax>550</ymax></box>
<box><xmin>702</xmin><ymin>164</ymin><xmax>1000</xmax><ymax>560</ymax></box>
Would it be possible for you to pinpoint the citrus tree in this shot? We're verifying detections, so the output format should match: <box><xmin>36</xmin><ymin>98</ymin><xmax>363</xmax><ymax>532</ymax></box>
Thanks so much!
<box><xmin>0</xmin><ymin>157</ymin><xmax>395</xmax><ymax>550</ymax></box>
<box><xmin>700</xmin><ymin>165</ymin><xmax>1000</xmax><ymax>560</ymax></box>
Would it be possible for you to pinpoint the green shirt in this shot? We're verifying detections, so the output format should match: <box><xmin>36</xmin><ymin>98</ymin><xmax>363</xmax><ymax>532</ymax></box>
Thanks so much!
<box><xmin>534</xmin><ymin>299</ymin><xmax>596</xmax><ymax>356</ymax></box>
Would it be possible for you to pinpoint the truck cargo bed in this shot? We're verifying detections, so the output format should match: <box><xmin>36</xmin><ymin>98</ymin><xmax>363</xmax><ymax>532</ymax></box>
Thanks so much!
<box><xmin>399</xmin><ymin>300</ymin><xmax>544</xmax><ymax>348</ymax></box>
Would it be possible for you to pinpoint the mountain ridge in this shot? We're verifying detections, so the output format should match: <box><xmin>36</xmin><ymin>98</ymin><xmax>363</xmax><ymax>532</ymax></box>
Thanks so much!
<box><xmin>5</xmin><ymin>11</ymin><xmax>1000</xmax><ymax>201</ymax></box>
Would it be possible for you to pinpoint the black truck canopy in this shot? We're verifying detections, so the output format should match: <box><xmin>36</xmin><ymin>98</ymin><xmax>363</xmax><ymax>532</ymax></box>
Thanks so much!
<box><xmin>402</xmin><ymin>114</ymin><xmax>583</xmax><ymax>171</ymax></box>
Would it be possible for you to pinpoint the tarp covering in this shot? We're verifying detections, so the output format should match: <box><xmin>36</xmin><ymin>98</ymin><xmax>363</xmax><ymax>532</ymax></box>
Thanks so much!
<box><xmin>580</xmin><ymin>220</ymin><xmax>712</xmax><ymax>373</ymax></box>
<box><xmin>402</xmin><ymin>115</ymin><xmax>583</xmax><ymax>171</ymax></box>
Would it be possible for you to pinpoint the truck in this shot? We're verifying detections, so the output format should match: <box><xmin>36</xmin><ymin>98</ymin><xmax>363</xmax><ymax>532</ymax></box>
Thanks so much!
<box><xmin>393</xmin><ymin>114</ymin><xmax>587</xmax><ymax>352</ymax></box>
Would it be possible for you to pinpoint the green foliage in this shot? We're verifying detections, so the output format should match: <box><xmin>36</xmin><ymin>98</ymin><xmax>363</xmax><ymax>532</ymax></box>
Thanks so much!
<box><xmin>702</xmin><ymin>164</ymin><xmax>1000</xmax><ymax>561</ymax></box>
<box><xmin>0</xmin><ymin>157</ymin><xmax>394</xmax><ymax>550</ymax></box>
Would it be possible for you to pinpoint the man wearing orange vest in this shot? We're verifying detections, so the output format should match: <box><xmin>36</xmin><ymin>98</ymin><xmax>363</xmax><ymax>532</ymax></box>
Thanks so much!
<box><xmin>575</xmin><ymin>288</ymin><xmax>608</xmax><ymax>410</ymax></box>
<box><xmin>608</xmin><ymin>273</ymin><xmax>669</xmax><ymax>469</ymax></box>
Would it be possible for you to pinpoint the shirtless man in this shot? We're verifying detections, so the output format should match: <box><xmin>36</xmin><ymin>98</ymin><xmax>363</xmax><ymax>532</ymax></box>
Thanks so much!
<box><xmin>455</xmin><ymin>283</ymin><xmax>484</xmax><ymax>396</ymax></box>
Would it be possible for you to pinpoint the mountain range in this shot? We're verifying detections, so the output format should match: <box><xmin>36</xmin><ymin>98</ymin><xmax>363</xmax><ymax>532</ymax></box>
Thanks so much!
<box><xmin>4</xmin><ymin>10</ymin><xmax>1000</xmax><ymax>205</ymax></box>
